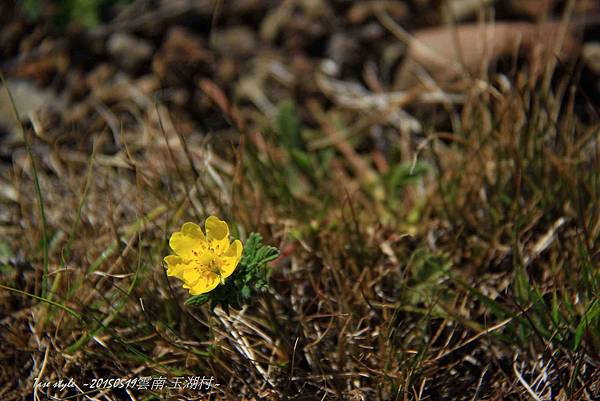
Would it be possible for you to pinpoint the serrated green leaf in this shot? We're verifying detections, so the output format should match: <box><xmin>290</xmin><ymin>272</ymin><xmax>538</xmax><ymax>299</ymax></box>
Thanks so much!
<box><xmin>184</xmin><ymin>231</ymin><xmax>279</xmax><ymax>311</ymax></box>
<box><xmin>241</xmin><ymin>285</ymin><xmax>251</xmax><ymax>299</ymax></box>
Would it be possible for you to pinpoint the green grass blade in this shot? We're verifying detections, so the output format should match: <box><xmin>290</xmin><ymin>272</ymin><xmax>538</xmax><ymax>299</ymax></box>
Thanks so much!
<box><xmin>1</xmin><ymin>73</ymin><xmax>50</xmax><ymax>298</ymax></box>
<box><xmin>0</xmin><ymin>283</ymin><xmax>81</xmax><ymax>320</ymax></box>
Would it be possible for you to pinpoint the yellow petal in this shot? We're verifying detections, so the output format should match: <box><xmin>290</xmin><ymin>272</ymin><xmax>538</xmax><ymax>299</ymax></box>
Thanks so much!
<box><xmin>187</xmin><ymin>272</ymin><xmax>220</xmax><ymax>295</ymax></box>
<box><xmin>169</xmin><ymin>222</ymin><xmax>207</xmax><ymax>259</ymax></box>
<box><xmin>164</xmin><ymin>255</ymin><xmax>192</xmax><ymax>278</ymax></box>
<box><xmin>179</xmin><ymin>268</ymin><xmax>201</xmax><ymax>287</ymax></box>
<box><xmin>205</xmin><ymin>216</ymin><xmax>230</xmax><ymax>255</ymax></box>
<box><xmin>218</xmin><ymin>239</ymin><xmax>243</xmax><ymax>278</ymax></box>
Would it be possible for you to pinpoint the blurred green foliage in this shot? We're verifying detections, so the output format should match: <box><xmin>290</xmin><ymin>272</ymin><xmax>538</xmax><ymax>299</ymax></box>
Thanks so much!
<box><xmin>19</xmin><ymin>0</ymin><xmax>131</xmax><ymax>29</ymax></box>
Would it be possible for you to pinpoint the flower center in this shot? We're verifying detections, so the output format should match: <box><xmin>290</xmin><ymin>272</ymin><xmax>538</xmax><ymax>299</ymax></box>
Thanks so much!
<box><xmin>192</xmin><ymin>252</ymin><xmax>221</xmax><ymax>277</ymax></box>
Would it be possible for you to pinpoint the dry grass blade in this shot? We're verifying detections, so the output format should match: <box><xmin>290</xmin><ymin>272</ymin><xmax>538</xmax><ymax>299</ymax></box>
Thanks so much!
<box><xmin>1</xmin><ymin>1</ymin><xmax>599</xmax><ymax>400</ymax></box>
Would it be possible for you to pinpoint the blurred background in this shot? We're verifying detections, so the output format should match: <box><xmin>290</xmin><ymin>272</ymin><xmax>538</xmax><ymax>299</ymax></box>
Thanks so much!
<box><xmin>1</xmin><ymin>1</ymin><xmax>599</xmax><ymax>400</ymax></box>
<box><xmin>1</xmin><ymin>0</ymin><xmax>599</xmax><ymax>146</ymax></box>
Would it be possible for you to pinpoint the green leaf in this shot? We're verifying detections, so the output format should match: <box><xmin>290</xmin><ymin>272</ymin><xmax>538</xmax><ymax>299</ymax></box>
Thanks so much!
<box><xmin>0</xmin><ymin>241</ymin><xmax>13</xmax><ymax>263</ymax></box>
<box><xmin>275</xmin><ymin>101</ymin><xmax>303</xmax><ymax>150</ymax></box>
<box><xmin>386</xmin><ymin>162</ymin><xmax>428</xmax><ymax>196</ymax></box>
<box><xmin>20</xmin><ymin>0</ymin><xmax>42</xmax><ymax>20</ymax></box>
<box><xmin>185</xmin><ymin>294</ymin><xmax>210</xmax><ymax>306</ymax></box>
<box><xmin>290</xmin><ymin>149</ymin><xmax>315</xmax><ymax>176</ymax></box>
<box><xmin>184</xmin><ymin>232</ymin><xmax>280</xmax><ymax>312</ymax></box>
<box><xmin>574</xmin><ymin>299</ymin><xmax>600</xmax><ymax>351</ymax></box>
<box><xmin>241</xmin><ymin>285</ymin><xmax>251</xmax><ymax>300</ymax></box>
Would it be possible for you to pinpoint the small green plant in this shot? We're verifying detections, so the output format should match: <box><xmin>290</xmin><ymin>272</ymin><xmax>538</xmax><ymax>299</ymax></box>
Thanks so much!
<box><xmin>184</xmin><ymin>232</ymin><xmax>279</xmax><ymax>313</ymax></box>
<box><xmin>19</xmin><ymin>0</ymin><xmax>131</xmax><ymax>29</ymax></box>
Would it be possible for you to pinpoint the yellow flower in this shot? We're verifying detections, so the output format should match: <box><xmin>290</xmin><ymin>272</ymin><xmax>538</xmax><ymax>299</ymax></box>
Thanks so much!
<box><xmin>164</xmin><ymin>216</ymin><xmax>243</xmax><ymax>295</ymax></box>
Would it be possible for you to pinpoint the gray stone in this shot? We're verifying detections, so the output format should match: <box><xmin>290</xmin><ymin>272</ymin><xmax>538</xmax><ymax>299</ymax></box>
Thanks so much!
<box><xmin>0</xmin><ymin>79</ymin><xmax>64</xmax><ymax>141</ymax></box>
<box><xmin>583</xmin><ymin>42</ymin><xmax>600</xmax><ymax>75</ymax></box>
<box><xmin>107</xmin><ymin>33</ymin><xmax>154</xmax><ymax>72</ymax></box>
<box><xmin>211</xmin><ymin>26</ymin><xmax>258</xmax><ymax>58</ymax></box>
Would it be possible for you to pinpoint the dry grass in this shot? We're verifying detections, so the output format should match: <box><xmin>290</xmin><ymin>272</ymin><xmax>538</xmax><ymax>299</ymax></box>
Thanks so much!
<box><xmin>1</xmin><ymin>4</ymin><xmax>599</xmax><ymax>401</ymax></box>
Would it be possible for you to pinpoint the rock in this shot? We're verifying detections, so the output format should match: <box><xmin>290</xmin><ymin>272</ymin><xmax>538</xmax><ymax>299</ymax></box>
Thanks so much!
<box><xmin>583</xmin><ymin>42</ymin><xmax>600</xmax><ymax>75</ymax></box>
<box><xmin>211</xmin><ymin>26</ymin><xmax>258</xmax><ymax>58</ymax></box>
<box><xmin>86</xmin><ymin>63</ymin><xmax>116</xmax><ymax>92</ymax></box>
<box><xmin>358</xmin><ymin>23</ymin><xmax>384</xmax><ymax>42</ymax></box>
<box><xmin>395</xmin><ymin>21</ymin><xmax>580</xmax><ymax>88</ymax></box>
<box><xmin>153</xmin><ymin>26</ymin><xmax>211</xmax><ymax>86</ymax></box>
<box><xmin>347</xmin><ymin>1</ymin><xmax>408</xmax><ymax>24</ymax></box>
<box><xmin>231</xmin><ymin>0</ymin><xmax>264</xmax><ymax>14</ymax></box>
<box><xmin>326</xmin><ymin>32</ymin><xmax>360</xmax><ymax>68</ymax></box>
<box><xmin>300</xmin><ymin>0</ymin><xmax>333</xmax><ymax>19</ymax></box>
<box><xmin>107</xmin><ymin>33</ymin><xmax>154</xmax><ymax>72</ymax></box>
<box><xmin>0</xmin><ymin>79</ymin><xmax>64</xmax><ymax>141</ymax></box>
